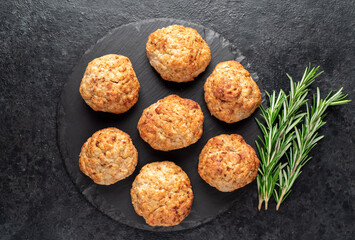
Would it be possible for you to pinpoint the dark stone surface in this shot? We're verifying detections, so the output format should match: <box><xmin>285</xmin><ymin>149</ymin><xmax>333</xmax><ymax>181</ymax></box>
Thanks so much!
<box><xmin>0</xmin><ymin>0</ymin><xmax>354</xmax><ymax>239</ymax></box>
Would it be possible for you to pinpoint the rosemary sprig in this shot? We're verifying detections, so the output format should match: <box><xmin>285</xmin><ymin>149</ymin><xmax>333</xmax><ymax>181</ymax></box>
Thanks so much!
<box><xmin>256</xmin><ymin>65</ymin><xmax>322</xmax><ymax>210</ymax></box>
<box><xmin>275</xmin><ymin>87</ymin><xmax>350</xmax><ymax>210</ymax></box>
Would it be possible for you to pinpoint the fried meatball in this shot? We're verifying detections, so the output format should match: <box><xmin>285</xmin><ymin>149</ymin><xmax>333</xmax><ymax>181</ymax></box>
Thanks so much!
<box><xmin>131</xmin><ymin>161</ymin><xmax>193</xmax><ymax>226</ymax></box>
<box><xmin>204</xmin><ymin>61</ymin><xmax>261</xmax><ymax>123</ymax></box>
<box><xmin>146</xmin><ymin>25</ymin><xmax>211</xmax><ymax>83</ymax></box>
<box><xmin>79</xmin><ymin>127</ymin><xmax>138</xmax><ymax>185</ymax></box>
<box><xmin>79</xmin><ymin>54</ymin><xmax>140</xmax><ymax>114</ymax></box>
<box><xmin>198</xmin><ymin>134</ymin><xmax>259</xmax><ymax>192</ymax></box>
<box><xmin>137</xmin><ymin>95</ymin><xmax>204</xmax><ymax>151</ymax></box>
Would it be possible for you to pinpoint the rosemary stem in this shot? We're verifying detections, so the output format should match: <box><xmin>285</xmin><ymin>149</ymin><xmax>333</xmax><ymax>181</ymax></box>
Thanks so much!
<box><xmin>276</xmin><ymin>189</ymin><xmax>286</xmax><ymax>211</ymax></box>
<box><xmin>266</xmin><ymin>155</ymin><xmax>270</xmax><ymax>166</ymax></box>
<box><xmin>275</xmin><ymin>87</ymin><xmax>350</xmax><ymax>210</ymax></box>
<box><xmin>258</xmin><ymin>195</ymin><xmax>263</xmax><ymax>211</ymax></box>
<box><xmin>290</xmin><ymin>158</ymin><xmax>301</xmax><ymax>175</ymax></box>
<box><xmin>256</xmin><ymin>66</ymin><xmax>319</xmax><ymax>210</ymax></box>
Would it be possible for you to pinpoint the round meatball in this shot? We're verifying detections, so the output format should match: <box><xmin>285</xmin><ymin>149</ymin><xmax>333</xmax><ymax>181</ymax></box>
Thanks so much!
<box><xmin>137</xmin><ymin>95</ymin><xmax>204</xmax><ymax>151</ymax></box>
<box><xmin>146</xmin><ymin>25</ymin><xmax>211</xmax><ymax>83</ymax></box>
<box><xmin>204</xmin><ymin>61</ymin><xmax>261</xmax><ymax>123</ymax></box>
<box><xmin>79</xmin><ymin>127</ymin><xmax>138</xmax><ymax>185</ymax></box>
<box><xmin>198</xmin><ymin>134</ymin><xmax>259</xmax><ymax>192</ymax></box>
<box><xmin>131</xmin><ymin>161</ymin><xmax>193</xmax><ymax>227</ymax></box>
<box><xmin>79</xmin><ymin>54</ymin><xmax>140</xmax><ymax>114</ymax></box>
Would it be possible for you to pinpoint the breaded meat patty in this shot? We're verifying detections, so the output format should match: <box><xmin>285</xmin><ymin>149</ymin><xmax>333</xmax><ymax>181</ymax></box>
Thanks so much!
<box><xmin>146</xmin><ymin>25</ymin><xmax>211</xmax><ymax>82</ymax></box>
<box><xmin>131</xmin><ymin>161</ymin><xmax>193</xmax><ymax>226</ymax></box>
<box><xmin>204</xmin><ymin>61</ymin><xmax>261</xmax><ymax>123</ymax></box>
<box><xmin>137</xmin><ymin>95</ymin><xmax>204</xmax><ymax>151</ymax></box>
<box><xmin>198</xmin><ymin>134</ymin><xmax>259</xmax><ymax>192</ymax></box>
<box><xmin>79</xmin><ymin>127</ymin><xmax>138</xmax><ymax>185</ymax></box>
<box><xmin>79</xmin><ymin>54</ymin><xmax>140</xmax><ymax>114</ymax></box>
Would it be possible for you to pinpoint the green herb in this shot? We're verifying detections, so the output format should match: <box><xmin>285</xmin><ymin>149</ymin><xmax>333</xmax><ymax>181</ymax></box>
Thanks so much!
<box><xmin>256</xmin><ymin>65</ymin><xmax>350</xmax><ymax>211</ymax></box>
<box><xmin>256</xmin><ymin>65</ymin><xmax>321</xmax><ymax>210</ymax></box>
<box><xmin>274</xmin><ymin>87</ymin><xmax>350</xmax><ymax>210</ymax></box>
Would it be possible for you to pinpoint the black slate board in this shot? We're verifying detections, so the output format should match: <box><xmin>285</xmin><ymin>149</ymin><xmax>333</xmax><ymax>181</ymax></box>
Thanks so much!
<box><xmin>57</xmin><ymin>18</ymin><xmax>262</xmax><ymax>231</ymax></box>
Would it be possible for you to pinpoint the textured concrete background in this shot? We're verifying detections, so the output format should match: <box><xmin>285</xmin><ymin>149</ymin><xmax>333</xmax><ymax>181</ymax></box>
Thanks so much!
<box><xmin>0</xmin><ymin>0</ymin><xmax>354</xmax><ymax>239</ymax></box>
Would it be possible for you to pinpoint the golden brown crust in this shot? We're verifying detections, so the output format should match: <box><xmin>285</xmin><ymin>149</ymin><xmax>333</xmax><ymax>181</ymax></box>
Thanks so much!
<box><xmin>198</xmin><ymin>134</ymin><xmax>259</xmax><ymax>192</ymax></box>
<box><xmin>131</xmin><ymin>161</ymin><xmax>193</xmax><ymax>226</ymax></box>
<box><xmin>79</xmin><ymin>127</ymin><xmax>138</xmax><ymax>185</ymax></box>
<box><xmin>137</xmin><ymin>95</ymin><xmax>204</xmax><ymax>151</ymax></box>
<box><xmin>79</xmin><ymin>54</ymin><xmax>140</xmax><ymax>114</ymax></box>
<box><xmin>146</xmin><ymin>25</ymin><xmax>211</xmax><ymax>83</ymax></box>
<box><xmin>204</xmin><ymin>61</ymin><xmax>261</xmax><ymax>123</ymax></box>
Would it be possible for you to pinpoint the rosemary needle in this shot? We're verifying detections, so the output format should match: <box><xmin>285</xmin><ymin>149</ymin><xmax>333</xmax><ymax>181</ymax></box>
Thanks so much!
<box><xmin>275</xmin><ymin>87</ymin><xmax>350</xmax><ymax>210</ymax></box>
<box><xmin>256</xmin><ymin>65</ymin><xmax>322</xmax><ymax>210</ymax></box>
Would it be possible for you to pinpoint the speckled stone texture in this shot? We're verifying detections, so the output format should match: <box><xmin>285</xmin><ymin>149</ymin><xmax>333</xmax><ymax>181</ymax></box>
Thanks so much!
<box><xmin>0</xmin><ymin>0</ymin><xmax>354</xmax><ymax>239</ymax></box>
